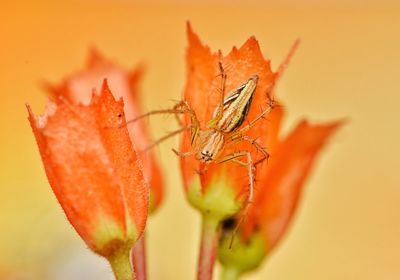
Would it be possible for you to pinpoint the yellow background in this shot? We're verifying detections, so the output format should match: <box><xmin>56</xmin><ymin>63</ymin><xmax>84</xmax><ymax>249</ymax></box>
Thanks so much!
<box><xmin>1</xmin><ymin>1</ymin><xmax>400</xmax><ymax>279</ymax></box>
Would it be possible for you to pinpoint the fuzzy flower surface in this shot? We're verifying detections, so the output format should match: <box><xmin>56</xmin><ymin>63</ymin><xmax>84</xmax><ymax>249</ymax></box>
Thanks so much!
<box><xmin>46</xmin><ymin>50</ymin><xmax>164</xmax><ymax>212</ymax></box>
<box><xmin>217</xmin><ymin>117</ymin><xmax>342</xmax><ymax>275</ymax></box>
<box><xmin>28</xmin><ymin>81</ymin><xmax>149</xmax><ymax>257</ymax></box>
<box><xmin>180</xmin><ymin>25</ymin><xmax>342</xmax><ymax>276</ymax></box>
<box><xmin>181</xmin><ymin>24</ymin><xmax>286</xmax><ymax>219</ymax></box>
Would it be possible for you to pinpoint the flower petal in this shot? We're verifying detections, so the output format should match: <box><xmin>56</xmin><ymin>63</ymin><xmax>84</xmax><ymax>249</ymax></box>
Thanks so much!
<box><xmin>182</xmin><ymin>24</ymin><xmax>277</xmax><ymax>197</ymax></box>
<box><xmin>45</xmin><ymin>50</ymin><xmax>164</xmax><ymax>211</ymax></box>
<box><xmin>28</xmin><ymin>81</ymin><xmax>149</xmax><ymax>255</ymax></box>
<box><xmin>180</xmin><ymin>24</ymin><xmax>220</xmax><ymax>191</ymax></box>
<box><xmin>255</xmin><ymin>120</ymin><xmax>343</xmax><ymax>249</ymax></box>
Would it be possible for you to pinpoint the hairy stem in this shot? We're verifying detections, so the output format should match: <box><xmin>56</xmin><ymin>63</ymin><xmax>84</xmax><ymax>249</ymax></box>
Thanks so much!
<box><xmin>197</xmin><ymin>214</ymin><xmax>220</xmax><ymax>280</ymax></box>
<box><xmin>109</xmin><ymin>247</ymin><xmax>136</xmax><ymax>280</ymax></box>
<box><xmin>220</xmin><ymin>266</ymin><xmax>241</xmax><ymax>280</ymax></box>
<box><xmin>132</xmin><ymin>234</ymin><xmax>147</xmax><ymax>280</ymax></box>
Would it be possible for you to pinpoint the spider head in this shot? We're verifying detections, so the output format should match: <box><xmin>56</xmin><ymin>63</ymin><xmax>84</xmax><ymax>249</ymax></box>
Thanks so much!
<box><xmin>198</xmin><ymin>150</ymin><xmax>214</xmax><ymax>163</ymax></box>
<box><xmin>196</xmin><ymin>131</ymin><xmax>224</xmax><ymax>164</ymax></box>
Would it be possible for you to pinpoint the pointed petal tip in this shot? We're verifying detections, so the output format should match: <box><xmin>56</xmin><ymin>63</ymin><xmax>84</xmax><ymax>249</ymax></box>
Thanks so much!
<box><xmin>91</xmin><ymin>87</ymin><xmax>97</xmax><ymax>99</ymax></box>
<box><xmin>254</xmin><ymin>117</ymin><xmax>344</xmax><ymax>249</ymax></box>
<box><xmin>127</xmin><ymin>63</ymin><xmax>146</xmax><ymax>98</ymax></box>
<box><xmin>274</xmin><ymin>39</ymin><xmax>301</xmax><ymax>81</ymax></box>
<box><xmin>99</xmin><ymin>78</ymin><xmax>123</xmax><ymax>105</ymax></box>
<box><xmin>26</xmin><ymin>103</ymin><xmax>35</xmax><ymax>120</ymax></box>
<box><xmin>87</xmin><ymin>46</ymin><xmax>105</xmax><ymax>68</ymax></box>
<box><xmin>299</xmin><ymin>118</ymin><xmax>341</xmax><ymax>131</ymax></box>
<box><xmin>101</xmin><ymin>78</ymin><xmax>115</xmax><ymax>99</ymax></box>
<box><xmin>40</xmin><ymin>79</ymin><xmax>71</xmax><ymax>101</ymax></box>
<box><xmin>40</xmin><ymin>80</ymin><xmax>56</xmax><ymax>95</ymax></box>
<box><xmin>186</xmin><ymin>22</ymin><xmax>205</xmax><ymax>50</ymax></box>
<box><xmin>321</xmin><ymin>118</ymin><xmax>347</xmax><ymax>140</ymax></box>
<box><xmin>313</xmin><ymin>118</ymin><xmax>347</xmax><ymax>133</ymax></box>
<box><xmin>232</xmin><ymin>35</ymin><xmax>269</xmax><ymax>67</ymax></box>
<box><xmin>101</xmin><ymin>78</ymin><xmax>109</xmax><ymax>90</ymax></box>
<box><xmin>249</xmin><ymin>35</ymin><xmax>258</xmax><ymax>43</ymax></box>
<box><xmin>295</xmin><ymin>118</ymin><xmax>345</xmax><ymax>150</ymax></box>
<box><xmin>243</xmin><ymin>35</ymin><xmax>261</xmax><ymax>50</ymax></box>
<box><xmin>186</xmin><ymin>21</ymin><xmax>196</xmax><ymax>39</ymax></box>
<box><xmin>128</xmin><ymin>62</ymin><xmax>146</xmax><ymax>82</ymax></box>
<box><xmin>334</xmin><ymin>117</ymin><xmax>349</xmax><ymax>127</ymax></box>
<box><xmin>293</xmin><ymin>38</ymin><xmax>301</xmax><ymax>48</ymax></box>
<box><xmin>327</xmin><ymin>118</ymin><xmax>347</xmax><ymax>131</ymax></box>
<box><xmin>288</xmin><ymin>38</ymin><xmax>301</xmax><ymax>60</ymax></box>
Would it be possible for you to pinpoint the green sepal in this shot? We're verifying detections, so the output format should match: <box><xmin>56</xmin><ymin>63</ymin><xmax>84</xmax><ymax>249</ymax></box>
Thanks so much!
<box><xmin>91</xmin><ymin>214</ymin><xmax>138</xmax><ymax>257</ymax></box>
<box><xmin>187</xmin><ymin>174</ymin><xmax>241</xmax><ymax>221</ymax></box>
<box><xmin>218</xmin><ymin>231</ymin><xmax>267</xmax><ymax>275</ymax></box>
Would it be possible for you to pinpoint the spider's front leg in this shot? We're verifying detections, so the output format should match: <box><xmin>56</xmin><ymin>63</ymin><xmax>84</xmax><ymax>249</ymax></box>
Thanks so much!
<box><xmin>124</xmin><ymin>100</ymin><xmax>201</xmax><ymax>152</ymax></box>
<box><xmin>216</xmin><ymin>61</ymin><xmax>227</xmax><ymax>116</ymax></box>
<box><xmin>125</xmin><ymin>99</ymin><xmax>199</xmax><ymax>128</ymax></box>
<box><xmin>227</xmin><ymin>132</ymin><xmax>270</xmax><ymax>166</ymax></box>
<box><xmin>208</xmin><ymin>61</ymin><xmax>228</xmax><ymax>126</ymax></box>
<box><xmin>144</xmin><ymin>125</ymin><xmax>191</xmax><ymax>151</ymax></box>
<box><xmin>217</xmin><ymin>151</ymin><xmax>258</xmax><ymax>248</ymax></box>
<box><xmin>173</xmin><ymin>100</ymin><xmax>201</xmax><ymax>145</ymax></box>
<box><xmin>242</xmin><ymin>135</ymin><xmax>270</xmax><ymax>165</ymax></box>
<box><xmin>238</xmin><ymin>103</ymin><xmax>274</xmax><ymax>134</ymax></box>
<box><xmin>172</xmin><ymin>148</ymin><xmax>196</xmax><ymax>158</ymax></box>
<box><xmin>217</xmin><ymin>151</ymin><xmax>256</xmax><ymax>209</ymax></box>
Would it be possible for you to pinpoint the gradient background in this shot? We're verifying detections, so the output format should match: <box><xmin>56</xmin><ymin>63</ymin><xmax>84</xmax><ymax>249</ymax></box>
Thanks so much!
<box><xmin>1</xmin><ymin>1</ymin><xmax>400</xmax><ymax>279</ymax></box>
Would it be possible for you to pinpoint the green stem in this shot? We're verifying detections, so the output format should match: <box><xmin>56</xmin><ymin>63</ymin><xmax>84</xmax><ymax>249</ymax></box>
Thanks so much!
<box><xmin>197</xmin><ymin>214</ymin><xmax>221</xmax><ymax>280</ymax></box>
<box><xmin>108</xmin><ymin>247</ymin><xmax>136</xmax><ymax>280</ymax></box>
<box><xmin>220</xmin><ymin>266</ymin><xmax>241</xmax><ymax>280</ymax></box>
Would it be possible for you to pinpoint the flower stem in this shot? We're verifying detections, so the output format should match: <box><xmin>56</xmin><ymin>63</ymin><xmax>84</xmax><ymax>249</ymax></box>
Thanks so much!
<box><xmin>220</xmin><ymin>266</ymin><xmax>241</xmax><ymax>280</ymax></box>
<box><xmin>109</xmin><ymin>247</ymin><xmax>136</xmax><ymax>280</ymax></box>
<box><xmin>132</xmin><ymin>234</ymin><xmax>147</xmax><ymax>280</ymax></box>
<box><xmin>197</xmin><ymin>214</ymin><xmax>220</xmax><ymax>280</ymax></box>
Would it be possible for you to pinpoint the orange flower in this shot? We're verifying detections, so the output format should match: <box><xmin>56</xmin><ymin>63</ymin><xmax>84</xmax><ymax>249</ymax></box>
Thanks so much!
<box><xmin>218</xmin><ymin>118</ymin><xmax>342</xmax><ymax>277</ymax></box>
<box><xmin>27</xmin><ymin>81</ymin><xmax>149</xmax><ymax>259</ymax></box>
<box><xmin>45</xmin><ymin>49</ymin><xmax>163</xmax><ymax>212</ymax></box>
<box><xmin>181</xmin><ymin>24</ymin><xmax>342</xmax><ymax>278</ymax></box>
<box><xmin>243</xmin><ymin>120</ymin><xmax>342</xmax><ymax>247</ymax></box>
<box><xmin>182</xmin><ymin>24</ymin><xmax>282</xmax><ymax>218</ymax></box>
<box><xmin>182</xmin><ymin>24</ymin><xmax>291</xmax><ymax>280</ymax></box>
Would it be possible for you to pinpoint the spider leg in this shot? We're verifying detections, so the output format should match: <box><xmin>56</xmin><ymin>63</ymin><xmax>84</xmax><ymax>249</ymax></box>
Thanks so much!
<box><xmin>217</xmin><ymin>151</ymin><xmax>255</xmax><ymax>216</ymax></box>
<box><xmin>171</xmin><ymin>101</ymin><xmax>186</xmax><ymax>126</ymax></box>
<box><xmin>124</xmin><ymin>108</ymin><xmax>185</xmax><ymax>126</ymax></box>
<box><xmin>212</xmin><ymin>61</ymin><xmax>227</xmax><ymax>121</ymax></box>
<box><xmin>216</xmin><ymin>151</ymin><xmax>258</xmax><ymax>248</ymax></box>
<box><xmin>239</xmin><ymin>103</ymin><xmax>274</xmax><ymax>134</ymax></box>
<box><xmin>241</xmin><ymin>135</ymin><xmax>270</xmax><ymax>166</ymax></box>
<box><xmin>144</xmin><ymin>126</ymin><xmax>192</xmax><ymax>151</ymax></box>
<box><xmin>218</xmin><ymin>61</ymin><xmax>227</xmax><ymax>109</ymax></box>
<box><xmin>125</xmin><ymin>100</ymin><xmax>199</xmax><ymax>126</ymax></box>
<box><xmin>226</xmin><ymin>129</ymin><xmax>269</xmax><ymax>166</ymax></box>
<box><xmin>217</xmin><ymin>151</ymin><xmax>247</xmax><ymax>164</ymax></box>
<box><xmin>233</xmin><ymin>46</ymin><xmax>297</xmax><ymax>136</ymax></box>
<box><xmin>172</xmin><ymin>148</ymin><xmax>196</xmax><ymax>158</ymax></box>
<box><xmin>123</xmin><ymin>99</ymin><xmax>201</xmax><ymax>148</ymax></box>
<box><xmin>174</xmin><ymin>100</ymin><xmax>201</xmax><ymax>145</ymax></box>
<box><xmin>172</xmin><ymin>100</ymin><xmax>197</xmax><ymax>124</ymax></box>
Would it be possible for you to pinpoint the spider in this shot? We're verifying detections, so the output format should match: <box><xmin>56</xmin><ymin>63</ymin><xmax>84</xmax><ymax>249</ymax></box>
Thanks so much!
<box><xmin>127</xmin><ymin>62</ymin><xmax>275</xmax><ymax>213</ymax></box>
<box><xmin>126</xmin><ymin>39</ymin><xmax>299</xmax><ymax>218</ymax></box>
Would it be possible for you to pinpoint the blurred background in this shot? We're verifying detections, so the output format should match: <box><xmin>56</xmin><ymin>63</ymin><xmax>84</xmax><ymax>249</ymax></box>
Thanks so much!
<box><xmin>1</xmin><ymin>0</ymin><xmax>400</xmax><ymax>279</ymax></box>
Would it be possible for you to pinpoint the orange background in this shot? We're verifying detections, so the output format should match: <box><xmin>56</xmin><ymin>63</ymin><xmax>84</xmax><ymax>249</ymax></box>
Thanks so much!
<box><xmin>1</xmin><ymin>1</ymin><xmax>400</xmax><ymax>279</ymax></box>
